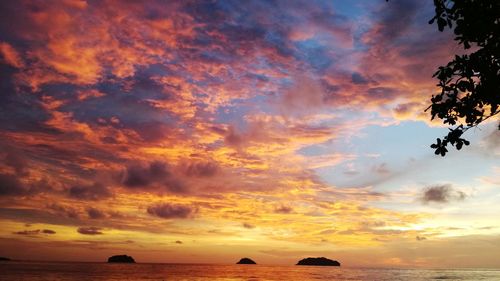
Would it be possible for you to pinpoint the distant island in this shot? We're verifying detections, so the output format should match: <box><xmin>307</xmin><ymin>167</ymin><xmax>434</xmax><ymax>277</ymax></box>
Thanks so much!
<box><xmin>0</xmin><ymin>257</ymin><xmax>11</xmax><ymax>261</ymax></box>
<box><xmin>296</xmin><ymin>257</ymin><xmax>340</xmax><ymax>266</ymax></box>
<box><xmin>236</xmin><ymin>257</ymin><xmax>256</xmax><ymax>264</ymax></box>
<box><xmin>107</xmin><ymin>255</ymin><xmax>135</xmax><ymax>263</ymax></box>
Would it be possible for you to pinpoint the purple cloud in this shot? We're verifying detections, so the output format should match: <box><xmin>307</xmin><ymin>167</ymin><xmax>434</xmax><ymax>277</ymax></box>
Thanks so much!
<box><xmin>147</xmin><ymin>203</ymin><xmax>196</xmax><ymax>219</ymax></box>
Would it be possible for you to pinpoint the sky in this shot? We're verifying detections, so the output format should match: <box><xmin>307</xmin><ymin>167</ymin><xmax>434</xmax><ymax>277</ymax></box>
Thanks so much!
<box><xmin>0</xmin><ymin>0</ymin><xmax>499</xmax><ymax>268</ymax></box>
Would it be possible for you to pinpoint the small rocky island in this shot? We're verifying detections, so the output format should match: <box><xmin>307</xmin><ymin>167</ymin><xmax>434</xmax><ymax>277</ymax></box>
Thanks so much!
<box><xmin>107</xmin><ymin>255</ymin><xmax>135</xmax><ymax>263</ymax></box>
<box><xmin>236</xmin><ymin>257</ymin><xmax>256</xmax><ymax>264</ymax></box>
<box><xmin>296</xmin><ymin>257</ymin><xmax>340</xmax><ymax>266</ymax></box>
<box><xmin>0</xmin><ymin>257</ymin><xmax>11</xmax><ymax>261</ymax></box>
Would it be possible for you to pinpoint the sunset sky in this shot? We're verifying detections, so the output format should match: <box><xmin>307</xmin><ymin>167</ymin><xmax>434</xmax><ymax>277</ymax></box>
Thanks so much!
<box><xmin>0</xmin><ymin>0</ymin><xmax>499</xmax><ymax>268</ymax></box>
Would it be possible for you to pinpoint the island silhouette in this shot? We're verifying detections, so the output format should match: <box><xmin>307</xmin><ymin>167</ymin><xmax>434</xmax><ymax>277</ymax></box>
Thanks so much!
<box><xmin>236</xmin><ymin>257</ymin><xmax>256</xmax><ymax>264</ymax></box>
<box><xmin>107</xmin><ymin>255</ymin><xmax>135</xmax><ymax>263</ymax></box>
<box><xmin>296</xmin><ymin>257</ymin><xmax>340</xmax><ymax>266</ymax></box>
<box><xmin>0</xmin><ymin>257</ymin><xmax>11</xmax><ymax>261</ymax></box>
<box><xmin>100</xmin><ymin>254</ymin><xmax>343</xmax><ymax>266</ymax></box>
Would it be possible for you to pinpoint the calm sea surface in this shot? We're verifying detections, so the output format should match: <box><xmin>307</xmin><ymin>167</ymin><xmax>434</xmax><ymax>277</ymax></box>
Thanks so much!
<box><xmin>1</xmin><ymin>261</ymin><xmax>500</xmax><ymax>281</ymax></box>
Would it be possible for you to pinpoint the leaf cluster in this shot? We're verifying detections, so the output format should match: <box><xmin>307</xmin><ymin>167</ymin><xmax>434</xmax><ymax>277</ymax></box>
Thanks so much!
<box><xmin>427</xmin><ymin>0</ymin><xmax>499</xmax><ymax>156</ymax></box>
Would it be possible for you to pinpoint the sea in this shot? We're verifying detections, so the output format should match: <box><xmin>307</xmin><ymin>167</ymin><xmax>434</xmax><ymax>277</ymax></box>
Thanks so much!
<box><xmin>1</xmin><ymin>261</ymin><xmax>500</xmax><ymax>281</ymax></box>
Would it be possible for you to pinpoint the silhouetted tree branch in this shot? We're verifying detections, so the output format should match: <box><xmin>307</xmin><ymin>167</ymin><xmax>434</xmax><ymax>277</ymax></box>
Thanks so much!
<box><xmin>426</xmin><ymin>0</ymin><xmax>499</xmax><ymax>156</ymax></box>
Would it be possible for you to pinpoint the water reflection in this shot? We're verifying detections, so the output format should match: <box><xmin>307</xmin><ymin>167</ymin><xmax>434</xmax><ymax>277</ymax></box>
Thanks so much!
<box><xmin>1</xmin><ymin>261</ymin><xmax>499</xmax><ymax>281</ymax></box>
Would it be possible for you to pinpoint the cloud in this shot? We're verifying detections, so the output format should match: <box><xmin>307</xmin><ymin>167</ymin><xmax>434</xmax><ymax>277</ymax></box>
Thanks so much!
<box><xmin>350</xmin><ymin>0</ymin><xmax>455</xmax><ymax>116</ymax></box>
<box><xmin>68</xmin><ymin>183</ymin><xmax>112</xmax><ymax>201</ymax></box>
<box><xmin>121</xmin><ymin>161</ymin><xmax>187</xmax><ymax>193</ymax></box>
<box><xmin>480</xmin><ymin>129</ymin><xmax>500</xmax><ymax>155</ymax></box>
<box><xmin>4</xmin><ymin>151</ymin><xmax>29</xmax><ymax>176</ymax></box>
<box><xmin>77</xmin><ymin>227</ymin><xmax>103</xmax><ymax>235</ymax></box>
<box><xmin>13</xmin><ymin>229</ymin><xmax>56</xmax><ymax>235</ymax></box>
<box><xmin>372</xmin><ymin>163</ymin><xmax>390</xmax><ymax>175</ymax></box>
<box><xmin>243</xmin><ymin>222</ymin><xmax>255</xmax><ymax>229</ymax></box>
<box><xmin>122</xmin><ymin>161</ymin><xmax>170</xmax><ymax>187</ymax></box>
<box><xmin>319</xmin><ymin>229</ymin><xmax>337</xmax><ymax>235</ymax></box>
<box><xmin>13</xmin><ymin>229</ymin><xmax>38</xmax><ymax>235</ymax></box>
<box><xmin>224</xmin><ymin>126</ymin><xmax>244</xmax><ymax>147</ymax></box>
<box><xmin>366</xmin><ymin>87</ymin><xmax>399</xmax><ymax>101</ymax></box>
<box><xmin>0</xmin><ymin>173</ymin><xmax>28</xmax><ymax>196</ymax></box>
<box><xmin>0</xmin><ymin>42</ymin><xmax>24</xmax><ymax>68</ymax></box>
<box><xmin>0</xmin><ymin>207</ymin><xmax>80</xmax><ymax>226</ymax></box>
<box><xmin>420</xmin><ymin>184</ymin><xmax>467</xmax><ymax>204</ymax></box>
<box><xmin>76</xmin><ymin>89</ymin><xmax>105</xmax><ymax>101</ymax></box>
<box><xmin>351</xmin><ymin>72</ymin><xmax>370</xmax><ymax>85</ymax></box>
<box><xmin>184</xmin><ymin>161</ymin><xmax>219</xmax><ymax>177</ymax></box>
<box><xmin>47</xmin><ymin>203</ymin><xmax>80</xmax><ymax>219</ymax></box>
<box><xmin>146</xmin><ymin>203</ymin><xmax>196</xmax><ymax>219</ymax></box>
<box><xmin>87</xmin><ymin>207</ymin><xmax>106</xmax><ymax>219</ymax></box>
<box><xmin>370</xmin><ymin>0</ymin><xmax>419</xmax><ymax>42</ymax></box>
<box><xmin>281</xmin><ymin>76</ymin><xmax>326</xmax><ymax>113</ymax></box>
<box><xmin>392</xmin><ymin>102</ymin><xmax>426</xmax><ymax>120</ymax></box>
<box><xmin>0</xmin><ymin>173</ymin><xmax>49</xmax><ymax>197</ymax></box>
<box><xmin>130</xmin><ymin>121</ymin><xmax>176</xmax><ymax>143</ymax></box>
<box><xmin>274</xmin><ymin>205</ymin><xmax>293</xmax><ymax>214</ymax></box>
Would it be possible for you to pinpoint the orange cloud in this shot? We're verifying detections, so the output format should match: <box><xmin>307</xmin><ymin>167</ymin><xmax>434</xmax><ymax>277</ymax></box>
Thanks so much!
<box><xmin>0</xmin><ymin>42</ymin><xmax>24</xmax><ymax>68</ymax></box>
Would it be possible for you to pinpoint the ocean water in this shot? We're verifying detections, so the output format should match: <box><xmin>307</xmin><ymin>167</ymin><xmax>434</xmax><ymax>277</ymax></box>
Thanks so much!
<box><xmin>1</xmin><ymin>261</ymin><xmax>500</xmax><ymax>281</ymax></box>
